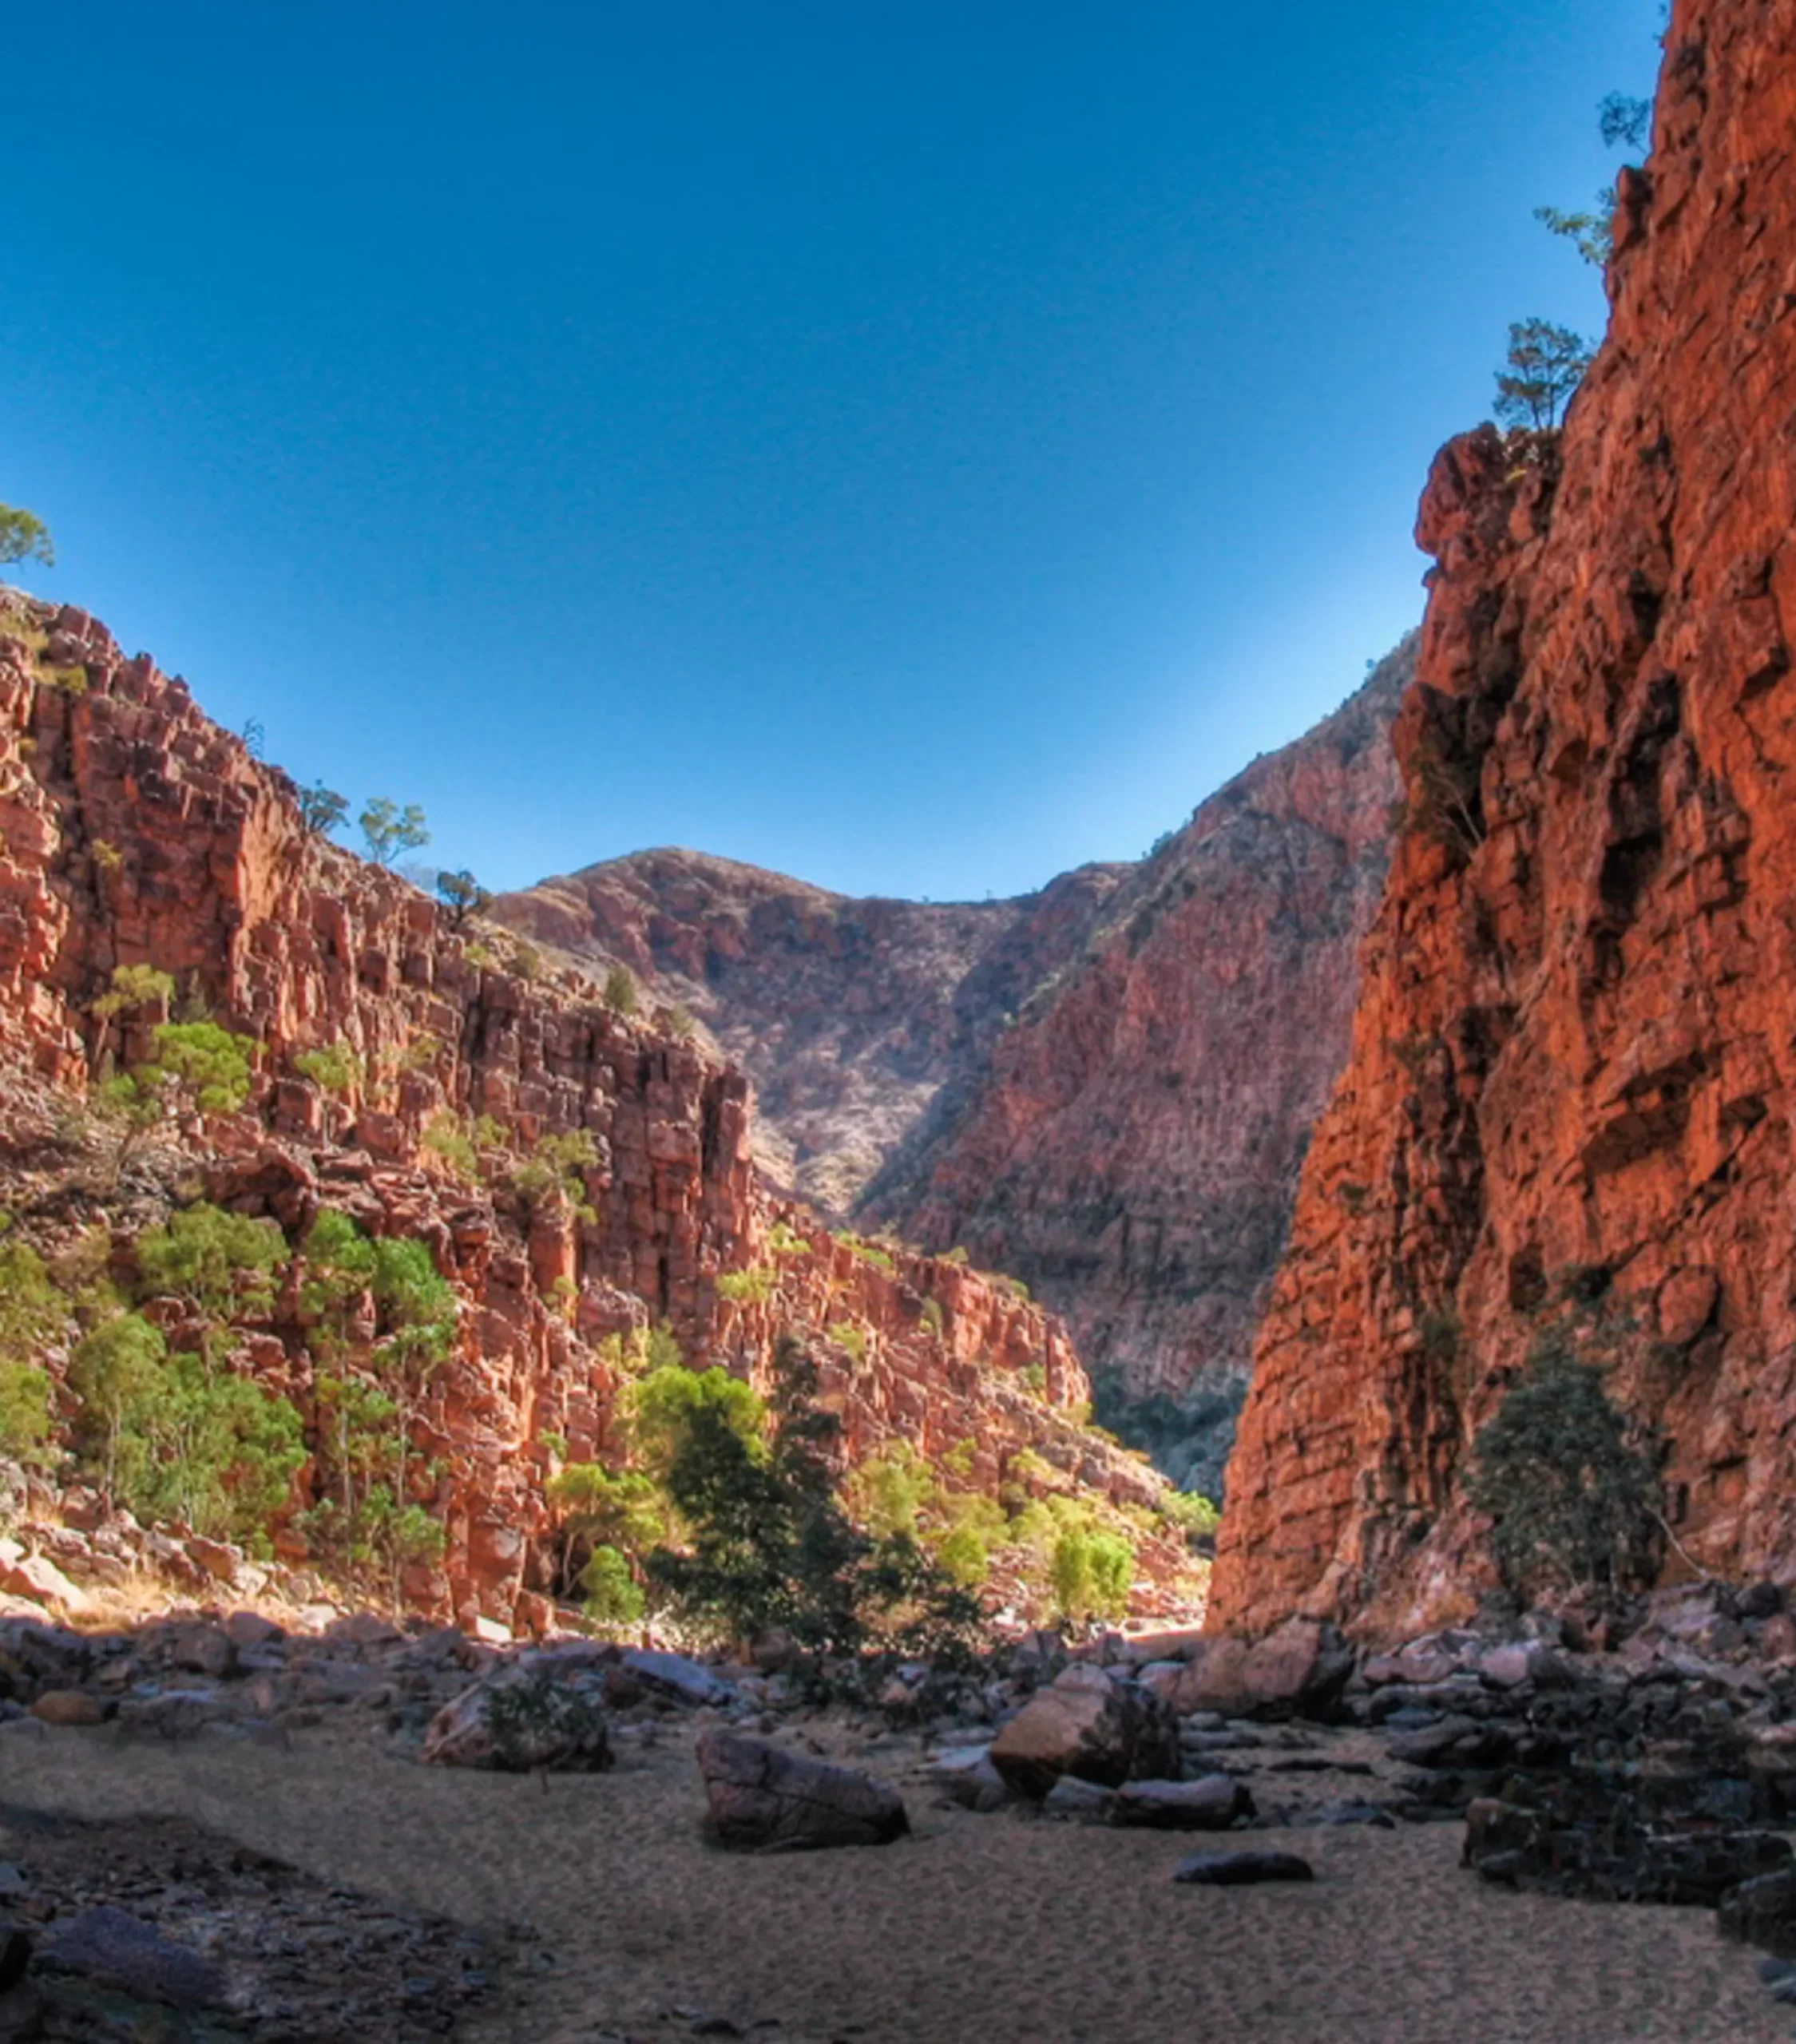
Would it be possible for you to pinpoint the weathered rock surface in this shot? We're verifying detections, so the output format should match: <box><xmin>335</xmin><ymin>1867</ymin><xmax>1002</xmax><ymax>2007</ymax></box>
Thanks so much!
<box><xmin>987</xmin><ymin>1663</ymin><xmax>1179</xmax><ymax>1797</ymax></box>
<box><xmin>696</xmin><ymin>1727</ymin><xmax>910</xmax><ymax>1851</ymax></box>
<box><xmin>1213</xmin><ymin>0</ymin><xmax>1796</xmax><ymax>1635</ymax></box>
<box><xmin>0</xmin><ymin>593</ymin><xmax>1187</xmax><ymax>1626</ymax></box>
<box><xmin>499</xmin><ymin>651</ymin><xmax>1408</xmax><ymax>1488</ymax></box>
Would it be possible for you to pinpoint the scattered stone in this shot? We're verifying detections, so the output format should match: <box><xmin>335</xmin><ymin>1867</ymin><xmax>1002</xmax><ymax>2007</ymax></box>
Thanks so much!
<box><xmin>1173</xmin><ymin>1850</ymin><xmax>1314</xmax><ymax>1886</ymax></box>
<box><xmin>988</xmin><ymin>1665</ymin><xmax>1178</xmax><ymax>1798</ymax></box>
<box><xmin>423</xmin><ymin>1666</ymin><xmax>613</xmax><ymax>1772</ymax></box>
<box><xmin>620</xmin><ymin>1648</ymin><xmax>735</xmax><ymax>1708</ymax></box>
<box><xmin>28</xmin><ymin>1690</ymin><xmax>107</xmax><ymax>1728</ymax></box>
<box><xmin>696</xmin><ymin>1728</ymin><xmax>909</xmax><ymax>1851</ymax></box>
<box><xmin>929</xmin><ymin>1745</ymin><xmax>1011</xmax><ymax>1812</ymax></box>
<box><xmin>39</xmin><ymin>1903</ymin><xmax>228</xmax><ymax>2010</ymax></box>
<box><xmin>1111</xmin><ymin>1776</ymin><xmax>1254</xmax><ymax>1831</ymax></box>
<box><xmin>1041</xmin><ymin>1775</ymin><xmax>1117</xmax><ymax>1823</ymax></box>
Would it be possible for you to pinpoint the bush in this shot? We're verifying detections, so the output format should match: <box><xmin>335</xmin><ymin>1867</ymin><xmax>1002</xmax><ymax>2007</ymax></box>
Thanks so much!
<box><xmin>0</xmin><ymin>505</ymin><xmax>54</xmax><ymax>567</ymax></box>
<box><xmin>1464</xmin><ymin>1325</ymin><xmax>1661</xmax><ymax>1598</ymax></box>
<box><xmin>293</xmin><ymin>1041</ymin><xmax>362</xmax><ymax>1095</ymax></box>
<box><xmin>137</xmin><ymin>1204</ymin><xmax>287</xmax><ymax>1325</ymax></box>
<box><xmin>296</xmin><ymin>783</ymin><xmax>349</xmax><ymax>838</ymax></box>
<box><xmin>1049</xmin><ymin>1525</ymin><xmax>1133</xmax><ymax>1626</ymax></box>
<box><xmin>602</xmin><ymin>965</ymin><xmax>639</xmax><ymax>1016</ymax></box>
<box><xmin>827</xmin><ymin>1320</ymin><xmax>868</xmax><ymax>1366</ymax></box>
<box><xmin>580</xmin><ymin>1545</ymin><xmax>646</xmax><ymax>1628</ymax></box>
<box><xmin>716</xmin><ymin>1265</ymin><xmax>777</xmax><ymax>1305</ymax></box>
<box><xmin>512</xmin><ymin>1129</ymin><xmax>600</xmax><ymax>1216</ymax></box>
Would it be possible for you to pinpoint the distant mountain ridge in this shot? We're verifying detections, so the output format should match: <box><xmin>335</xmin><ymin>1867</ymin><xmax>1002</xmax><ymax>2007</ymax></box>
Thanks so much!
<box><xmin>497</xmin><ymin>639</ymin><xmax>1413</xmax><ymax>1491</ymax></box>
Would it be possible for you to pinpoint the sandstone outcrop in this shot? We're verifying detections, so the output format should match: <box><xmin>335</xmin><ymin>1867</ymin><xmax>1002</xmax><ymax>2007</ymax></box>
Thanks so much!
<box><xmin>1212</xmin><ymin>0</ymin><xmax>1796</xmax><ymax>1635</ymax></box>
<box><xmin>0</xmin><ymin>594</ymin><xmax>1184</xmax><ymax>1630</ymax></box>
<box><xmin>500</xmin><ymin>650</ymin><xmax>1408</xmax><ymax>1491</ymax></box>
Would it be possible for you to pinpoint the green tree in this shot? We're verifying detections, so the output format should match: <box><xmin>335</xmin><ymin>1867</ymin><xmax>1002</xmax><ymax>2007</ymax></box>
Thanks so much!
<box><xmin>136</xmin><ymin>1202</ymin><xmax>288</xmax><ymax>1371</ymax></box>
<box><xmin>69</xmin><ymin>1313</ymin><xmax>167</xmax><ymax>1499</ymax></box>
<box><xmin>579</xmin><ymin>1544</ymin><xmax>646</xmax><ymax>1628</ymax></box>
<box><xmin>296</xmin><ymin>783</ymin><xmax>349</xmax><ymax>838</ymax></box>
<box><xmin>602</xmin><ymin>965</ymin><xmax>639</xmax><ymax>1016</ymax></box>
<box><xmin>1493</xmin><ymin>319</ymin><xmax>1595</xmax><ymax>432</ymax></box>
<box><xmin>359</xmin><ymin>798</ymin><xmax>430</xmax><ymax>867</ymax></box>
<box><xmin>1463</xmin><ymin>1325</ymin><xmax>1662</xmax><ymax>1599</ymax></box>
<box><xmin>1049</xmin><ymin>1525</ymin><xmax>1134</xmax><ymax>1627</ymax></box>
<box><xmin>435</xmin><ymin>869</ymin><xmax>492</xmax><ymax>929</ymax></box>
<box><xmin>0</xmin><ymin>505</ymin><xmax>53</xmax><ymax>568</ymax></box>
<box><xmin>0</xmin><ymin>1234</ymin><xmax>60</xmax><ymax>1462</ymax></box>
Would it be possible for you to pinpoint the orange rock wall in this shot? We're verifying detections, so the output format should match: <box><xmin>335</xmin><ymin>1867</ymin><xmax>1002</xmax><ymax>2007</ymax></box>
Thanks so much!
<box><xmin>0</xmin><ymin>601</ymin><xmax>1161</xmax><ymax>1626</ymax></box>
<box><xmin>1213</xmin><ymin>0</ymin><xmax>1796</xmax><ymax>1637</ymax></box>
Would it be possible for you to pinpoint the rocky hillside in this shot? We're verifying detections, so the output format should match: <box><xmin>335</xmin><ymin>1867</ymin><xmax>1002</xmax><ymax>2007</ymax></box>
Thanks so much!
<box><xmin>868</xmin><ymin>644</ymin><xmax>1411</xmax><ymax>1494</ymax></box>
<box><xmin>499</xmin><ymin>651</ymin><xmax>1409</xmax><ymax>1493</ymax></box>
<box><xmin>496</xmin><ymin>850</ymin><xmax>1128</xmax><ymax>1215</ymax></box>
<box><xmin>0</xmin><ymin>594</ymin><xmax>1188</xmax><ymax>1634</ymax></box>
<box><xmin>1212</xmin><ymin>0</ymin><xmax>1796</xmax><ymax>1638</ymax></box>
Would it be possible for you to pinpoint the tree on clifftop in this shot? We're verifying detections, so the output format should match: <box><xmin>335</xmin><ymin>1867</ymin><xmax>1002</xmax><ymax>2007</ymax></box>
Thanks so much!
<box><xmin>1493</xmin><ymin>320</ymin><xmax>1594</xmax><ymax>432</ymax></box>
<box><xmin>360</xmin><ymin>797</ymin><xmax>430</xmax><ymax>867</ymax></box>
<box><xmin>0</xmin><ymin>505</ymin><xmax>53</xmax><ymax>568</ymax></box>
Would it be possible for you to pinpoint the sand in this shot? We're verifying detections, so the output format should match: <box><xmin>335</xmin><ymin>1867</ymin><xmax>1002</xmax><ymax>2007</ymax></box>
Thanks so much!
<box><xmin>0</xmin><ymin>1713</ymin><xmax>1784</xmax><ymax>2044</ymax></box>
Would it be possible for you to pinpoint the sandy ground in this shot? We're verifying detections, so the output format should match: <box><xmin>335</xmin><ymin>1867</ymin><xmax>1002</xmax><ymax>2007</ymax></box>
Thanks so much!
<box><xmin>0</xmin><ymin>1713</ymin><xmax>1785</xmax><ymax>2044</ymax></box>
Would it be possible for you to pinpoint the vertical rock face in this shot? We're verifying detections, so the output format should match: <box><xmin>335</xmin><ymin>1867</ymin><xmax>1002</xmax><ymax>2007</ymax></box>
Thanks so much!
<box><xmin>867</xmin><ymin>647</ymin><xmax>1409</xmax><ymax>1488</ymax></box>
<box><xmin>0</xmin><ymin>598</ymin><xmax>1171</xmax><ymax>1626</ymax></box>
<box><xmin>500</xmin><ymin>655</ymin><xmax>1408</xmax><ymax>1493</ymax></box>
<box><xmin>1212</xmin><ymin>0</ymin><xmax>1796</xmax><ymax>1637</ymax></box>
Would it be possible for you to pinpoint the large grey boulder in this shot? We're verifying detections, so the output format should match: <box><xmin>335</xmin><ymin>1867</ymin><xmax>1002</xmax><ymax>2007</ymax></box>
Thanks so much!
<box><xmin>696</xmin><ymin>1728</ymin><xmax>910</xmax><ymax>1851</ymax></box>
<box><xmin>989</xmin><ymin>1664</ymin><xmax>1179</xmax><ymax>1798</ymax></box>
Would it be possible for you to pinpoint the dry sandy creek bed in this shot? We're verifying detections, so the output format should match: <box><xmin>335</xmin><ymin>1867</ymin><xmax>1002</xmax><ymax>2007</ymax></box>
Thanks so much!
<box><xmin>0</xmin><ymin>1704</ymin><xmax>1783</xmax><ymax>2044</ymax></box>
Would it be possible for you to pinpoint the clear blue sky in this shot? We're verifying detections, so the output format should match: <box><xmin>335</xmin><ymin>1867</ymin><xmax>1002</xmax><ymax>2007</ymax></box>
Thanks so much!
<box><xmin>3</xmin><ymin>2</ymin><xmax>1657</xmax><ymax>901</ymax></box>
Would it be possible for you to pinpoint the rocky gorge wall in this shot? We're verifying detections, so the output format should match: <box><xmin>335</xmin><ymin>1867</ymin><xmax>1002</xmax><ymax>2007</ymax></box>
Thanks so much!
<box><xmin>1212</xmin><ymin>0</ymin><xmax>1796</xmax><ymax>1637</ymax></box>
<box><xmin>0</xmin><ymin>595</ymin><xmax>1174</xmax><ymax>1629</ymax></box>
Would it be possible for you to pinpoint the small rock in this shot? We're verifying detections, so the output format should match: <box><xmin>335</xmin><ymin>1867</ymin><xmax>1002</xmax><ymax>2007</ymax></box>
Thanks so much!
<box><xmin>1173</xmin><ymin>1850</ymin><xmax>1315</xmax><ymax>1886</ymax></box>
<box><xmin>1041</xmin><ymin>1775</ymin><xmax>1117</xmax><ymax>1823</ymax></box>
<box><xmin>28</xmin><ymin>1690</ymin><xmax>107</xmax><ymax>1728</ymax></box>
<box><xmin>1111</xmin><ymin>1776</ymin><xmax>1255</xmax><ymax>1831</ymax></box>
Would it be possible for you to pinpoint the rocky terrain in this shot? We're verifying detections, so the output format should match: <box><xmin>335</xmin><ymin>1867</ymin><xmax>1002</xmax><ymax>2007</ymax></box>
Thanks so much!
<box><xmin>1213</xmin><ymin>0</ymin><xmax>1796</xmax><ymax>1638</ymax></box>
<box><xmin>499</xmin><ymin>648</ymin><xmax>1409</xmax><ymax>1491</ymax></box>
<box><xmin>2</xmin><ymin>1586</ymin><xmax>1793</xmax><ymax>2039</ymax></box>
<box><xmin>0</xmin><ymin>592</ymin><xmax>1194</xmax><ymax>1638</ymax></box>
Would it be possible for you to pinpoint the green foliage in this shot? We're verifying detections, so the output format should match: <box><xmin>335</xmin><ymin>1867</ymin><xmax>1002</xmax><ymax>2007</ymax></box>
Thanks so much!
<box><xmin>293</xmin><ymin>1041</ymin><xmax>363</xmax><ymax>1095</ymax></box>
<box><xmin>511</xmin><ymin>1128</ymin><xmax>599</xmax><ymax>1216</ymax></box>
<box><xmin>69</xmin><ymin>1313</ymin><xmax>303</xmax><ymax>1543</ymax></box>
<box><xmin>644</xmin><ymin>1337</ymin><xmax>984</xmax><ymax>1658</ymax></box>
<box><xmin>359</xmin><ymin>798</ymin><xmax>430</xmax><ymax>867</ymax></box>
<box><xmin>940</xmin><ymin>1246</ymin><xmax>970</xmax><ymax>1266</ymax></box>
<box><xmin>0</xmin><ymin>505</ymin><xmax>53</xmax><ymax>568</ymax></box>
<box><xmin>834</xmin><ymin>1231</ymin><xmax>895</xmax><ymax>1274</ymax></box>
<box><xmin>917</xmin><ymin>1297</ymin><xmax>945</xmax><ymax>1338</ymax></box>
<box><xmin>545</xmin><ymin>1464</ymin><xmax>665</xmax><ymax>1559</ymax></box>
<box><xmin>0</xmin><ymin>1221</ymin><xmax>58</xmax><ymax>1458</ymax></box>
<box><xmin>935</xmin><ymin>1523</ymin><xmax>990</xmax><ymax>1590</ymax></box>
<box><xmin>1600</xmin><ymin>92</ymin><xmax>1651</xmax><ymax>151</ymax></box>
<box><xmin>1160</xmin><ymin>1490</ymin><xmax>1221</xmax><ymax>1543</ymax></box>
<box><xmin>1464</xmin><ymin>1325</ymin><xmax>1661</xmax><ymax>1599</ymax></box>
<box><xmin>853</xmin><ymin>1441</ymin><xmax>931</xmax><ymax>1539</ymax></box>
<box><xmin>628</xmin><ymin>1362</ymin><xmax>764</xmax><ymax>1477</ymax></box>
<box><xmin>766</xmin><ymin>1221</ymin><xmax>811</xmax><ymax>1258</ymax></box>
<box><xmin>422</xmin><ymin>1111</ymin><xmax>481</xmax><ymax>1181</ymax></box>
<box><xmin>827</xmin><ymin>1320</ymin><xmax>868</xmax><ymax>1367</ymax></box>
<box><xmin>91</xmin><ymin>964</ymin><xmax>175</xmax><ymax>1022</ymax></box>
<box><xmin>580</xmin><ymin>1544</ymin><xmax>646</xmax><ymax>1627</ymax></box>
<box><xmin>663</xmin><ymin>1004</ymin><xmax>696</xmax><ymax>1040</ymax></box>
<box><xmin>435</xmin><ymin>868</ymin><xmax>492</xmax><ymax>929</ymax></box>
<box><xmin>716</xmin><ymin>1265</ymin><xmax>777</xmax><ymax>1305</ymax></box>
<box><xmin>594</xmin><ymin>1323</ymin><xmax>682</xmax><ymax>1379</ymax></box>
<box><xmin>1494</xmin><ymin>319</ymin><xmax>1595</xmax><ymax>431</ymax></box>
<box><xmin>137</xmin><ymin>1203</ymin><xmax>287</xmax><ymax>1326</ymax></box>
<box><xmin>1049</xmin><ymin>1525</ymin><xmax>1134</xmax><ymax>1626</ymax></box>
<box><xmin>1534</xmin><ymin>203</ymin><xmax>1612</xmax><ymax>268</ymax></box>
<box><xmin>1019</xmin><ymin>1362</ymin><xmax>1048</xmax><ymax>1397</ymax></box>
<box><xmin>602</xmin><ymin>964</ymin><xmax>640</xmax><ymax>1016</ymax></box>
<box><xmin>296</xmin><ymin>783</ymin><xmax>349</xmax><ymax>838</ymax></box>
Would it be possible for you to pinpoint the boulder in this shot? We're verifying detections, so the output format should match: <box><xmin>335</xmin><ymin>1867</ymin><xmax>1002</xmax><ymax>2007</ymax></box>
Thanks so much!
<box><xmin>1239</xmin><ymin>1618</ymin><xmax>1354</xmax><ymax>1719</ymax></box>
<box><xmin>41</xmin><ymin>1905</ymin><xmax>228</xmax><ymax>2010</ymax></box>
<box><xmin>1111</xmin><ymin>1775</ymin><xmax>1254</xmax><ymax>1831</ymax></box>
<box><xmin>620</xmin><ymin>1648</ymin><xmax>735</xmax><ymax>1707</ymax></box>
<box><xmin>1041</xmin><ymin>1775</ymin><xmax>1117</xmax><ymax>1823</ymax></box>
<box><xmin>1172</xmin><ymin>1636</ymin><xmax>1253</xmax><ymax>1716</ymax></box>
<box><xmin>1720</xmin><ymin>1868</ymin><xmax>1796</xmax><ymax>1959</ymax></box>
<box><xmin>989</xmin><ymin>1665</ymin><xmax>1179</xmax><ymax>1798</ymax></box>
<box><xmin>422</xmin><ymin>1666</ymin><xmax>613</xmax><ymax>1772</ymax></box>
<box><xmin>1173</xmin><ymin>1850</ymin><xmax>1314</xmax><ymax>1886</ymax></box>
<box><xmin>0</xmin><ymin>1557</ymin><xmax>86</xmax><ymax>1615</ymax></box>
<box><xmin>696</xmin><ymin>1729</ymin><xmax>909</xmax><ymax>1851</ymax></box>
<box><xmin>929</xmin><ymin>1745</ymin><xmax>1011</xmax><ymax>1812</ymax></box>
<box><xmin>29</xmin><ymin>1689</ymin><xmax>107</xmax><ymax>1728</ymax></box>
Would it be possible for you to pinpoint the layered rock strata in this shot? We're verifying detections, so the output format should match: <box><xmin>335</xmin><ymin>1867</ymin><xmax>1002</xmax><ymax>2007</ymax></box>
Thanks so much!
<box><xmin>1213</xmin><ymin>0</ymin><xmax>1796</xmax><ymax>1635</ymax></box>
<box><xmin>0</xmin><ymin>596</ymin><xmax>1171</xmax><ymax>1628</ymax></box>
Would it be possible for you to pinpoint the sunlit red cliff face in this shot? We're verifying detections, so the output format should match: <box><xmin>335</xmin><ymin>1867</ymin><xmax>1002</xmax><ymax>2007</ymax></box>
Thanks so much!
<box><xmin>1212</xmin><ymin>0</ymin><xmax>1796</xmax><ymax>1638</ymax></box>
<box><xmin>0</xmin><ymin>600</ymin><xmax>1172</xmax><ymax>1630</ymax></box>
<box><xmin>501</xmin><ymin>652</ymin><xmax>1408</xmax><ymax>1496</ymax></box>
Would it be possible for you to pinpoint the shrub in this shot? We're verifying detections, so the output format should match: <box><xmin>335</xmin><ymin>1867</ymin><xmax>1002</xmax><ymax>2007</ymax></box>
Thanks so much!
<box><xmin>137</xmin><ymin>1203</ymin><xmax>287</xmax><ymax>1330</ymax></box>
<box><xmin>512</xmin><ymin>1128</ymin><xmax>599</xmax><ymax>1217</ymax></box>
<box><xmin>1049</xmin><ymin>1525</ymin><xmax>1133</xmax><ymax>1626</ymax></box>
<box><xmin>1160</xmin><ymin>1490</ymin><xmax>1221</xmax><ymax>1543</ymax></box>
<box><xmin>834</xmin><ymin>1231</ymin><xmax>895</xmax><ymax>1274</ymax></box>
<box><xmin>580</xmin><ymin>1544</ymin><xmax>646</xmax><ymax>1628</ymax></box>
<box><xmin>602</xmin><ymin>964</ymin><xmax>640</xmax><ymax>1016</ymax></box>
<box><xmin>1464</xmin><ymin>1325</ymin><xmax>1661</xmax><ymax>1598</ymax></box>
<box><xmin>766</xmin><ymin>1221</ymin><xmax>811</xmax><ymax>1258</ymax></box>
<box><xmin>935</xmin><ymin>1524</ymin><xmax>989</xmax><ymax>1590</ymax></box>
<box><xmin>628</xmin><ymin>1363</ymin><xmax>764</xmax><ymax>1477</ymax></box>
<box><xmin>1019</xmin><ymin>1362</ymin><xmax>1048</xmax><ymax>1397</ymax></box>
<box><xmin>716</xmin><ymin>1265</ymin><xmax>777</xmax><ymax>1305</ymax></box>
<box><xmin>1493</xmin><ymin>319</ymin><xmax>1594</xmax><ymax>432</ymax></box>
<box><xmin>294</xmin><ymin>1041</ymin><xmax>363</xmax><ymax>1095</ymax></box>
<box><xmin>296</xmin><ymin>784</ymin><xmax>348</xmax><ymax>838</ymax></box>
<box><xmin>827</xmin><ymin>1320</ymin><xmax>869</xmax><ymax>1367</ymax></box>
<box><xmin>918</xmin><ymin>1297</ymin><xmax>944</xmax><ymax>1337</ymax></box>
<box><xmin>435</xmin><ymin>869</ymin><xmax>491</xmax><ymax>929</ymax></box>
<box><xmin>422</xmin><ymin>1111</ymin><xmax>480</xmax><ymax>1181</ymax></box>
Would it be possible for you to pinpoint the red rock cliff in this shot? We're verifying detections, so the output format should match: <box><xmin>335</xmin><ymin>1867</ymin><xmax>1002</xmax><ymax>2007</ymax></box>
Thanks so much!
<box><xmin>1212</xmin><ymin>0</ymin><xmax>1796</xmax><ymax>1637</ymax></box>
<box><xmin>0</xmin><ymin>599</ymin><xmax>1172</xmax><ymax>1627</ymax></box>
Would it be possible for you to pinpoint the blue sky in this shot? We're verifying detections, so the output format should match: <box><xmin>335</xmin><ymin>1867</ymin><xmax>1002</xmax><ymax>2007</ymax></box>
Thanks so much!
<box><xmin>3</xmin><ymin>2</ymin><xmax>1657</xmax><ymax>901</ymax></box>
